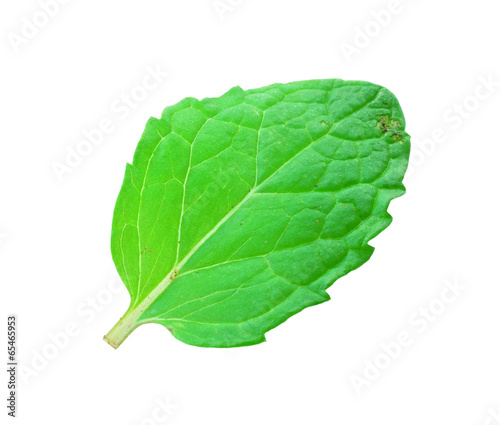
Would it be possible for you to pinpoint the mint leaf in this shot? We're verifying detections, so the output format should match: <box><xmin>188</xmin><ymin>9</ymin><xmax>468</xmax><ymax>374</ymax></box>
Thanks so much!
<box><xmin>104</xmin><ymin>79</ymin><xmax>410</xmax><ymax>348</ymax></box>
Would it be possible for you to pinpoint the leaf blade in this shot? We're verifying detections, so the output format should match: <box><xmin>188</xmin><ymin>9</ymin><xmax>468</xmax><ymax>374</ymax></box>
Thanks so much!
<box><xmin>105</xmin><ymin>79</ymin><xmax>410</xmax><ymax>348</ymax></box>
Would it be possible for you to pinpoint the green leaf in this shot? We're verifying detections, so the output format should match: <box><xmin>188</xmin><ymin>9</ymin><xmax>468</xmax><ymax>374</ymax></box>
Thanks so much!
<box><xmin>104</xmin><ymin>79</ymin><xmax>410</xmax><ymax>348</ymax></box>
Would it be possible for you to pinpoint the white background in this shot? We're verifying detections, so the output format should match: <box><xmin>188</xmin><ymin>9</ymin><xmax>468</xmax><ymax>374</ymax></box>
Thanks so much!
<box><xmin>1</xmin><ymin>0</ymin><xmax>500</xmax><ymax>424</ymax></box>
